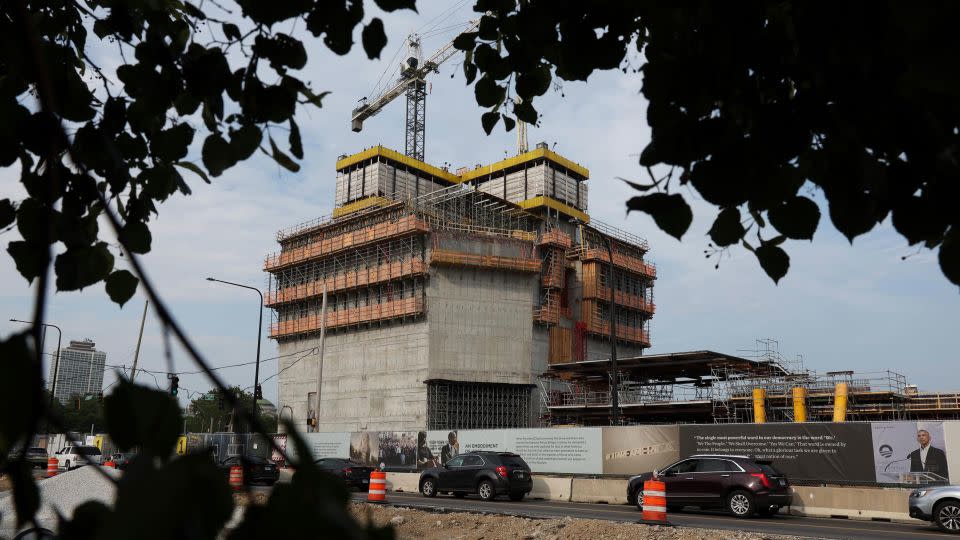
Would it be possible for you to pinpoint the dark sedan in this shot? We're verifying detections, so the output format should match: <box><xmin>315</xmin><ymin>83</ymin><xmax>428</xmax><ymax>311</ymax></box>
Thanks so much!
<box><xmin>110</xmin><ymin>452</ymin><xmax>138</xmax><ymax>470</ymax></box>
<box><xmin>220</xmin><ymin>455</ymin><xmax>279</xmax><ymax>486</ymax></box>
<box><xmin>316</xmin><ymin>458</ymin><xmax>375</xmax><ymax>491</ymax></box>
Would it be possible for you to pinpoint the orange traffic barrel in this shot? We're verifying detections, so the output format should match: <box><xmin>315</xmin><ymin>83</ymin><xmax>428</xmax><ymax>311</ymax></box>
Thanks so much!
<box><xmin>103</xmin><ymin>460</ymin><xmax>116</xmax><ymax>469</ymax></box>
<box><xmin>46</xmin><ymin>457</ymin><xmax>58</xmax><ymax>478</ymax></box>
<box><xmin>229</xmin><ymin>465</ymin><xmax>244</xmax><ymax>491</ymax></box>
<box><xmin>367</xmin><ymin>470</ymin><xmax>387</xmax><ymax>503</ymax></box>
<box><xmin>640</xmin><ymin>479</ymin><xmax>671</xmax><ymax>525</ymax></box>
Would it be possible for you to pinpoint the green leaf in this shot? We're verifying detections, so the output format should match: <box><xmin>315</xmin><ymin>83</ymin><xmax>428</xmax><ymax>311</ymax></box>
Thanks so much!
<box><xmin>768</xmin><ymin>196</ymin><xmax>821</xmax><ymax>240</ymax></box>
<box><xmin>268</xmin><ymin>135</ymin><xmax>301</xmax><ymax>172</ymax></box>
<box><xmin>481</xmin><ymin>111</ymin><xmax>499</xmax><ymax>135</ymax></box>
<box><xmin>104</xmin><ymin>380</ymin><xmax>181</xmax><ymax>458</ymax></box>
<box><xmin>516</xmin><ymin>66</ymin><xmax>551</xmax><ymax>98</ymax></box>
<box><xmin>0</xmin><ymin>332</ymin><xmax>37</xmax><ymax>455</ymax></box>
<box><xmin>708</xmin><ymin>207</ymin><xmax>745</xmax><ymax>247</ymax></box>
<box><xmin>6</xmin><ymin>240</ymin><xmax>46</xmax><ymax>283</ymax></box>
<box><xmin>105</xmin><ymin>269</ymin><xmax>139</xmax><ymax>306</ymax></box>
<box><xmin>374</xmin><ymin>0</ymin><xmax>417</xmax><ymax>11</ymax></box>
<box><xmin>0</xmin><ymin>198</ymin><xmax>14</xmax><ymax>229</ymax></box>
<box><xmin>174</xmin><ymin>161</ymin><xmax>212</xmax><ymax>184</ymax></box>
<box><xmin>940</xmin><ymin>228</ymin><xmax>960</xmax><ymax>287</ymax></box>
<box><xmin>253</xmin><ymin>33</ymin><xmax>308</xmax><ymax>70</ymax></box>
<box><xmin>619</xmin><ymin>178</ymin><xmax>657</xmax><ymax>192</ymax></box>
<box><xmin>54</xmin><ymin>242</ymin><xmax>115</xmax><ymax>291</ymax></box>
<box><xmin>501</xmin><ymin>114</ymin><xmax>516</xmax><ymax>132</ymax></box>
<box><xmin>474</xmin><ymin>76</ymin><xmax>505</xmax><ymax>108</ymax></box>
<box><xmin>755</xmin><ymin>244</ymin><xmax>790</xmax><ymax>284</ymax></box>
<box><xmin>626</xmin><ymin>193</ymin><xmax>693</xmax><ymax>240</ymax></box>
<box><xmin>513</xmin><ymin>99</ymin><xmax>538</xmax><ymax>124</ymax></box>
<box><xmin>202</xmin><ymin>133</ymin><xmax>235</xmax><ymax>177</ymax></box>
<box><xmin>151</xmin><ymin>123</ymin><xmax>195</xmax><ymax>162</ymax></box>
<box><xmin>229</xmin><ymin>124</ymin><xmax>263</xmax><ymax>161</ymax></box>
<box><xmin>10</xmin><ymin>460</ymin><xmax>39</xmax><ymax>529</ymax></box>
<box><xmin>222</xmin><ymin>22</ymin><xmax>241</xmax><ymax>41</ymax></box>
<box><xmin>119</xmin><ymin>221</ymin><xmax>152</xmax><ymax>254</ymax></box>
<box><xmin>453</xmin><ymin>31</ymin><xmax>478</xmax><ymax>51</ymax></box>
<box><xmin>361</xmin><ymin>18</ymin><xmax>388</xmax><ymax>60</ymax></box>
<box><xmin>289</xmin><ymin>118</ymin><xmax>303</xmax><ymax>159</ymax></box>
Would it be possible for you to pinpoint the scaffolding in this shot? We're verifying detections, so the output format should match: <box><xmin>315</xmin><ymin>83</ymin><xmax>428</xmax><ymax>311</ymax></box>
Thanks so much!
<box><xmin>426</xmin><ymin>380</ymin><xmax>533</xmax><ymax>430</ymax></box>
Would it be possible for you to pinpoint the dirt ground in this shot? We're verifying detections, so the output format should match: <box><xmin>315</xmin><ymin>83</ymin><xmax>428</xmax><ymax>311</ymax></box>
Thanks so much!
<box><xmin>350</xmin><ymin>503</ymin><xmax>812</xmax><ymax>540</ymax></box>
<box><xmin>0</xmin><ymin>475</ymin><xmax>11</xmax><ymax>493</ymax></box>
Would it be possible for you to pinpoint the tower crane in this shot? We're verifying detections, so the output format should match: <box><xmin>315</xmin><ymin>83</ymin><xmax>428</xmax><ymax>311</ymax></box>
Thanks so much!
<box><xmin>351</xmin><ymin>20</ymin><xmax>480</xmax><ymax>162</ymax></box>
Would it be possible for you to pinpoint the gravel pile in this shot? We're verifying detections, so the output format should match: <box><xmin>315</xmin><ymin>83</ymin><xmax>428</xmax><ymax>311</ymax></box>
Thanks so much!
<box><xmin>0</xmin><ymin>467</ymin><xmax>119</xmax><ymax>535</ymax></box>
<box><xmin>350</xmin><ymin>503</ymin><xmax>815</xmax><ymax>540</ymax></box>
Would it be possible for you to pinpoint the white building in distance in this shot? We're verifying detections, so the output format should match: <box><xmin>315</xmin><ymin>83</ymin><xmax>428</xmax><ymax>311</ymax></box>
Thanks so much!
<box><xmin>51</xmin><ymin>339</ymin><xmax>106</xmax><ymax>404</ymax></box>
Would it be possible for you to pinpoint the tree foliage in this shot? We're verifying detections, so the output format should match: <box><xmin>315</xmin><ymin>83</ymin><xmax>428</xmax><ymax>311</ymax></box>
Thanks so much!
<box><xmin>454</xmin><ymin>1</ymin><xmax>960</xmax><ymax>286</ymax></box>
<box><xmin>185</xmin><ymin>387</ymin><xmax>278</xmax><ymax>434</ymax></box>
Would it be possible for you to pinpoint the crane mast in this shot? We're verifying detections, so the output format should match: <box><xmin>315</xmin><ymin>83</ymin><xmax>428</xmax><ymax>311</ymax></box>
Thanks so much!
<box><xmin>351</xmin><ymin>21</ymin><xmax>480</xmax><ymax>162</ymax></box>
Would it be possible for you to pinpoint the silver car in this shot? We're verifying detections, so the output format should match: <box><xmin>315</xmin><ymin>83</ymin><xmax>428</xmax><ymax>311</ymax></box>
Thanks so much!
<box><xmin>909</xmin><ymin>485</ymin><xmax>960</xmax><ymax>533</ymax></box>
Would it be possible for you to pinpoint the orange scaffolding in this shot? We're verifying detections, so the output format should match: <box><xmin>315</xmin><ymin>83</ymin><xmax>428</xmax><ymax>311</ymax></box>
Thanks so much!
<box><xmin>430</xmin><ymin>249</ymin><xmax>540</xmax><ymax>273</ymax></box>
<box><xmin>573</xmin><ymin>246</ymin><xmax>657</xmax><ymax>280</ymax></box>
<box><xmin>264</xmin><ymin>215</ymin><xmax>430</xmax><ymax>271</ymax></box>
<box><xmin>269</xmin><ymin>296</ymin><xmax>425</xmax><ymax>338</ymax></box>
<box><xmin>580</xmin><ymin>298</ymin><xmax>651</xmax><ymax>347</ymax></box>
<box><xmin>265</xmin><ymin>259</ymin><xmax>428</xmax><ymax>306</ymax></box>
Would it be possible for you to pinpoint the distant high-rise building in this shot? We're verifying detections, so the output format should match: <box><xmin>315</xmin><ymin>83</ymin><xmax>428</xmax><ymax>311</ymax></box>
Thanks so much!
<box><xmin>51</xmin><ymin>339</ymin><xmax>106</xmax><ymax>404</ymax></box>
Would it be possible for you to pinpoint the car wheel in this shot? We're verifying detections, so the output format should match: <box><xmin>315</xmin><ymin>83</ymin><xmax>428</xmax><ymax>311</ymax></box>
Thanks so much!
<box><xmin>635</xmin><ymin>491</ymin><xmax>644</xmax><ymax>511</ymax></box>
<box><xmin>726</xmin><ymin>490</ymin><xmax>755</xmax><ymax>518</ymax></box>
<box><xmin>934</xmin><ymin>500</ymin><xmax>960</xmax><ymax>533</ymax></box>
<box><xmin>420</xmin><ymin>478</ymin><xmax>437</xmax><ymax>498</ymax></box>
<box><xmin>509</xmin><ymin>492</ymin><xmax>525</xmax><ymax>502</ymax></box>
<box><xmin>453</xmin><ymin>492</ymin><xmax>466</xmax><ymax>498</ymax></box>
<box><xmin>477</xmin><ymin>480</ymin><xmax>495</xmax><ymax>501</ymax></box>
<box><xmin>65</xmin><ymin>460</ymin><xmax>71</xmax><ymax>471</ymax></box>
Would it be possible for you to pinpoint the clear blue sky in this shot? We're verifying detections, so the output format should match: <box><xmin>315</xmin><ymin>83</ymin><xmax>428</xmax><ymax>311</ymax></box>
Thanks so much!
<box><xmin>1</xmin><ymin>3</ymin><xmax>957</xmax><ymax>407</ymax></box>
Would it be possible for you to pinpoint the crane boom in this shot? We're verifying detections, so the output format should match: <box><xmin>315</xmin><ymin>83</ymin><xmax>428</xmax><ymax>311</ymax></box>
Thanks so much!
<box><xmin>351</xmin><ymin>20</ymin><xmax>479</xmax><ymax>161</ymax></box>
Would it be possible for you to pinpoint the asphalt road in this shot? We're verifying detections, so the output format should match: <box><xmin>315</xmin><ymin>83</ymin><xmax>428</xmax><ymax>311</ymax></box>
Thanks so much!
<box><xmin>350</xmin><ymin>491</ymin><xmax>949</xmax><ymax>540</ymax></box>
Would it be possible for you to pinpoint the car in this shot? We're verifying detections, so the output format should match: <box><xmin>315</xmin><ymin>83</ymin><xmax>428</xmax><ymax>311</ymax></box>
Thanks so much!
<box><xmin>7</xmin><ymin>447</ymin><xmax>49</xmax><ymax>468</ymax></box>
<box><xmin>418</xmin><ymin>451</ymin><xmax>533</xmax><ymax>501</ymax></box>
<box><xmin>110</xmin><ymin>452</ymin><xmax>138</xmax><ymax>470</ymax></box>
<box><xmin>626</xmin><ymin>454</ymin><xmax>791</xmax><ymax>518</ymax></box>
<box><xmin>315</xmin><ymin>458</ymin><xmax>375</xmax><ymax>491</ymax></box>
<box><xmin>909</xmin><ymin>485</ymin><xmax>960</xmax><ymax>533</ymax></box>
<box><xmin>220</xmin><ymin>455</ymin><xmax>279</xmax><ymax>486</ymax></box>
<box><xmin>54</xmin><ymin>445</ymin><xmax>102</xmax><ymax>470</ymax></box>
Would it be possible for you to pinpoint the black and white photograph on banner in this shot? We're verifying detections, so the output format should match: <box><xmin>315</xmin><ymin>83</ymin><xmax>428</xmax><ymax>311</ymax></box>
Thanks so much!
<box><xmin>377</xmin><ymin>431</ymin><xmax>417</xmax><ymax>470</ymax></box>
<box><xmin>349</xmin><ymin>431</ymin><xmax>379</xmax><ymax>468</ymax></box>
<box><xmin>873</xmin><ymin>421</ymin><xmax>949</xmax><ymax>483</ymax></box>
<box><xmin>416</xmin><ymin>431</ymin><xmax>440</xmax><ymax>469</ymax></box>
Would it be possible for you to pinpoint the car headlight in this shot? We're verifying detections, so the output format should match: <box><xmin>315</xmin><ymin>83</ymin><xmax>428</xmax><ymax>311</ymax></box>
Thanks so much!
<box><xmin>914</xmin><ymin>490</ymin><xmax>928</xmax><ymax>498</ymax></box>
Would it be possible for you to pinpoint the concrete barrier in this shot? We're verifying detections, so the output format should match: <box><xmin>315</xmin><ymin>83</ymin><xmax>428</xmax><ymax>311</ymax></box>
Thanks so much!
<box><xmin>570</xmin><ymin>478</ymin><xmax>628</xmax><ymax>504</ymax></box>
<box><xmin>530</xmin><ymin>476</ymin><xmax>572</xmax><ymax>501</ymax></box>
<box><xmin>789</xmin><ymin>485</ymin><xmax>913</xmax><ymax>522</ymax></box>
<box><xmin>385</xmin><ymin>472</ymin><xmax>421</xmax><ymax>493</ymax></box>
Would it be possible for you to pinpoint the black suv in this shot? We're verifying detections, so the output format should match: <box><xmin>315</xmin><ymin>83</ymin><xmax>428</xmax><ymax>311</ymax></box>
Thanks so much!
<box><xmin>627</xmin><ymin>454</ymin><xmax>791</xmax><ymax>518</ymax></box>
<box><xmin>419</xmin><ymin>451</ymin><xmax>533</xmax><ymax>501</ymax></box>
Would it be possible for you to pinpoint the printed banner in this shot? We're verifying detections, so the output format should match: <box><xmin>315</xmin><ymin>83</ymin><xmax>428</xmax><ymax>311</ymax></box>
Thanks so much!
<box><xmin>433</xmin><ymin>428</ymin><xmax>602</xmax><ymax>474</ymax></box>
<box><xmin>602</xmin><ymin>425</ymin><xmax>679</xmax><ymax>475</ymax></box>
<box><xmin>872</xmin><ymin>421</ymin><xmax>949</xmax><ymax>483</ymax></box>
<box><xmin>679</xmin><ymin>423</ymin><xmax>876</xmax><ymax>482</ymax></box>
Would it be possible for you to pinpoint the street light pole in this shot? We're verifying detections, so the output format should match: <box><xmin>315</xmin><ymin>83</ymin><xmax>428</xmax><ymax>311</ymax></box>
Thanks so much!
<box><xmin>206</xmin><ymin>277</ymin><xmax>263</xmax><ymax>422</ymax></box>
<box><xmin>11</xmin><ymin>318</ymin><xmax>61</xmax><ymax>412</ymax></box>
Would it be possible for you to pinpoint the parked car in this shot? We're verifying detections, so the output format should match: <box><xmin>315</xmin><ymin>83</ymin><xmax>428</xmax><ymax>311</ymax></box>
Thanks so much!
<box><xmin>315</xmin><ymin>458</ymin><xmax>375</xmax><ymax>491</ymax></box>
<box><xmin>7</xmin><ymin>447</ymin><xmax>49</xmax><ymax>468</ymax></box>
<box><xmin>220</xmin><ymin>455</ymin><xmax>279</xmax><ymax>486</ymax></box>
<box><xmin>909</xmin><ymin>485</ymin><xmax>960</xmax><ymax>533</ymax></box>
<box><xmin>110</xmin><ymin>452</ymin><xmax>138</xmax><ymax>470</ymax></box>
<box><xmin>627</xmin><ymin>454</ymin><xmax>791</xmax><ymax>518</ymax></box>
<box><xmin>419</xmin><ymin>451</ymin><xmax>533</xmax><ymax>501</ymax></box>
<box><xmin>54</xmin><ymin>445</ymin><xmax>103</xmax><ymax>470</ymax></box>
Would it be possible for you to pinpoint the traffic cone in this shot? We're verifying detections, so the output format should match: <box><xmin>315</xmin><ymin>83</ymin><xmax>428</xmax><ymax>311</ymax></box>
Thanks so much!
<box><xmin>229</xmin><ymin>465</ymin><xmax>244</xmax><ymax>491</ymax></box>
<box><xmin>639</xmin><ymin>478</ymin><xmax>672</xmax><ymax>526</ymax></box>
<box><xmin>103</xmin><ymin>460</ymin><xmax>116</xmax><ymax>468</ymax></box>
<box><xmin>46</xmin><ymin>457</ymin><xmax>58</xmax><ymax>478</ymax></box>
<box><xmin>367</xmin><ymin>471</ymin><xmax>387</xmax><ymax>503</ymax></box>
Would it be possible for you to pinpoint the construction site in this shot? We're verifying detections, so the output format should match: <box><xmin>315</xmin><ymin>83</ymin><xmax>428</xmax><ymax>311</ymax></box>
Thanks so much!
<box><xmin>263</xmin><ymin>23</ymin><xmax>960</xmax><ymax>435</ymax></box>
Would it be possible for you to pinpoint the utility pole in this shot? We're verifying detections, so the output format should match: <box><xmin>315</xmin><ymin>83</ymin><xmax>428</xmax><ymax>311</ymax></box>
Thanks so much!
<box><xmin>315</xmin><ymin>284</ymin><xmax>328</xmax><ymax>432</ymax></box>
<box><xmin>130</xmin><ymin>300</ymin><xmax>148</xmax><ymax>382</ymax></box>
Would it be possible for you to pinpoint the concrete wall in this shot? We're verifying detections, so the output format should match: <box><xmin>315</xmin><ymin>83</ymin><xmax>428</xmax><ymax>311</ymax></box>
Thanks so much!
<box><xmin>277</xmin><ymin>321</ymin><xmax>430</xmax><ymax>433</ymax></box>
<box><xmin>427</xmin><ymin>266</ymin><xmax>536</xmax><ymax>385</ymax></box>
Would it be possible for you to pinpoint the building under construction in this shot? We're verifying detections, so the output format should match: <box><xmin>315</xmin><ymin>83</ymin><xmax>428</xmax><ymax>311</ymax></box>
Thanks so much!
<box><xmin>539</xmin><ymin>339</ymin><xmax>960</xmax><ymax>426</ymax></box>
<box><xmin>266</xmin><ymin>145</ymin><xmax>656</xmax><ymax>432</ymax></box>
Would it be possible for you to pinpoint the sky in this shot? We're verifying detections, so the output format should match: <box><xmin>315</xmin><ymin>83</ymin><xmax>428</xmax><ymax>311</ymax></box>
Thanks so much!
<box><xmin>1</xmin><ymin>2</ymin><xmax>958</xmax><ymax>408</ymax></box>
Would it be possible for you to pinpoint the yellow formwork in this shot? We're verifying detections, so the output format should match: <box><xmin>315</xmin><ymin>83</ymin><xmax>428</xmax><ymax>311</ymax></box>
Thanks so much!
<box><xmin>753</xmin><ymin>388</ymin><xmax>767</xmax><ymax>423</ymax></box>
<box><xmin>335</xmin><ymin>146</ymin><xmax>462</xmax><ymax>184</ymax></box>
<box><xmin>458</xmin><ymin>147</ymin><xmax>590</xmax><ymax>182</ymax></box>
<box><xmin>332</xmin><ymin>196</ymin><xmax>394</xmax><ymax>218</ymax></box>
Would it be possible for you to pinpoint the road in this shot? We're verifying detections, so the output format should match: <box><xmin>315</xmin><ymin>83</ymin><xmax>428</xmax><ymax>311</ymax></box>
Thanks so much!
<box><xmin>350</xmin><ymin>491</ymin><xmax>948</xmax><ymax>540</ymax></box>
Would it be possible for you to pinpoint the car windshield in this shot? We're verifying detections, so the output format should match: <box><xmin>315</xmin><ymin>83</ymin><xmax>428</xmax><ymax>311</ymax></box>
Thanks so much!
<box><xmin>76</xmin><ymin>447</ymin><xmax>101</xmax><ymax>455</ymax></box>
